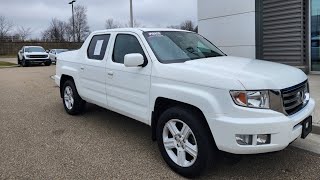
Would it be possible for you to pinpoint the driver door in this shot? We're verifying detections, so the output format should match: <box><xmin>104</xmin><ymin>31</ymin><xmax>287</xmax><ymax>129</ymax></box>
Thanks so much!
<box><xmin>106</xmin><ymin>33</ymin><xmax>151</xmax><ymax>124</ymax></box>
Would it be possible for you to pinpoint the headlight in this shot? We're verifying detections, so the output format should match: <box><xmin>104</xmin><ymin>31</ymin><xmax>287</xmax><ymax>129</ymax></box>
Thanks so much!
<box><xmin>303</xmin><ymin>84</ymin><xmax>310</xmax><ymax>105</ymax></box>
<box><xmin>230</xmin><ymin>90</ymin><xmax>270</xmax><ymax>109</ymax></box>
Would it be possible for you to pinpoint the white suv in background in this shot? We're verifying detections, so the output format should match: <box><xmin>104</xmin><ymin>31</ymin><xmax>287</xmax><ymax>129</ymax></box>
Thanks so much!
<box><xmin>17</xmin><ymin>46</ymin><xmax>51</xmax><ymax>67</ymax></box>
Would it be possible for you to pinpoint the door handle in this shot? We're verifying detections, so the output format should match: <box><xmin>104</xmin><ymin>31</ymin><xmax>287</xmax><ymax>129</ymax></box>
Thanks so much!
<box><xmin>80</xmin><ymin>67</ymin><xmax>84</xmax><ymax>71</ymax></box>
<box><xmin>107</xmin><ymin>71</ymin><xmax>114</xmax><ymax>76</ymax></box>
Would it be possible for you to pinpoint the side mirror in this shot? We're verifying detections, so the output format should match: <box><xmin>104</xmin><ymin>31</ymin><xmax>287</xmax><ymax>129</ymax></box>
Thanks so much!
<box><xmin>46</xmin><ymin>50</ymin><xmax>49</xmax><ymax>53</ymax></box>
<box><xmin>124</xmin><ymin>53</ymin><xmax>145</xmax><ymax>67</ymax></box>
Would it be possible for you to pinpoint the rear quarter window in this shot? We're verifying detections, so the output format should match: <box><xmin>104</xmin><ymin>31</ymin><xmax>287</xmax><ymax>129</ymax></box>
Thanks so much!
<box><xmin>87</xmin><ymin>34</ymin><xmax>111</xmax><ymax>60</ymax></box>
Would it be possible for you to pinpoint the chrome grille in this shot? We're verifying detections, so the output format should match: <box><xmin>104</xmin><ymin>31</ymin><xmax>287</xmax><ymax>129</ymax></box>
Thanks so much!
<box><xmin>281</xmin><ymin>81</ymin><xmax>308</xmax><ymax>115</ymax></box>
<box><xmin>29</xmin><ymin>55</ymin><xmax>47</xmax><ymax>58</ymax></box>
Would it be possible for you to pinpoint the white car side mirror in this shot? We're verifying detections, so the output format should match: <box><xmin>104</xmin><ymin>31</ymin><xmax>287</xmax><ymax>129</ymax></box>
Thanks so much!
<box><xmin>124</xmin><ymin>53</ymin><xmax>145</xmax><ymax>67</ymax></box>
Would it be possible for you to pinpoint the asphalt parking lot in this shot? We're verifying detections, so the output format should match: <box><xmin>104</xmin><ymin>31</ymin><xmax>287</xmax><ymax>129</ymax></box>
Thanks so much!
<box><xmin>0</xmin><ymin>65</ymin><xmax>320</xmax><ymax>179</ymax></box>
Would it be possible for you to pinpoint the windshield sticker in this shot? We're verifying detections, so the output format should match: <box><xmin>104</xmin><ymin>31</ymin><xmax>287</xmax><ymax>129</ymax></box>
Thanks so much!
<box><xmin>94</xmin><ymin>40</ymin><xmax>104</xmax><ymax>55</ymax></box>
<box><xmin>148</xmin><ymin>32</ymin><xmax>163</xmax><ymax>37</ymax></box>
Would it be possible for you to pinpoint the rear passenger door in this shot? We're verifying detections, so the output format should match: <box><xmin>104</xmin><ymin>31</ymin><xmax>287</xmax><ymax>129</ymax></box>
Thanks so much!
<box><xmin>106</xmin><ymin>33</ymin><xmax>151</xmax><ymax>124</ymax></box>
<box><xmin>80</xmin><ymin>34</ymin><xmax>111</xmax><ymax>107</ymax></box>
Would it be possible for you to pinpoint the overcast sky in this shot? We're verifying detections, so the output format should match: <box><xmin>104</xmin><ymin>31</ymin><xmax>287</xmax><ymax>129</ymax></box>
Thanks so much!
<box><xmin>0</xmin><ymin>0</ymin><xmax>198</xmax><ymax>38</ymax></box>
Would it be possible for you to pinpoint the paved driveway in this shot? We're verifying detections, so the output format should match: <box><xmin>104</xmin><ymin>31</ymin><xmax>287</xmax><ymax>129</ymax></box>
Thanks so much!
<box><xmin>0</xmin><ymin>65</ymin><xmax>320</xmax><ymax>179</ymax></box>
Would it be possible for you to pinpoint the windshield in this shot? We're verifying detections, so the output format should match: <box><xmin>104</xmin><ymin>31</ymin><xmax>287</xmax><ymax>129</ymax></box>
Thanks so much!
<box><xmin>25</xmin><ymin>47</ymin><xmax>45</xmax><ymax>53</ymax></box>
<box><xmin>144</xmin><ymin>31</ymin><xmax>225</xmax><ymax>63</ymax></box>
<box><xmin>56</xmin><ymin>49</ymin><xmax>68</xmax><ymax>54</ymax></box>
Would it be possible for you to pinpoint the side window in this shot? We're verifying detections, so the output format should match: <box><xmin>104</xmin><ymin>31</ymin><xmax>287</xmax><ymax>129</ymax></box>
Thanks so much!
<box><xmin>113</xmin><ymin>34</ymin><xmax>146</xmax><ymax>64</ymax></box>
<box><xmin>87</xmin><ymin>34</ymin><xmax>110</xmax><ymax>60</ymax></box>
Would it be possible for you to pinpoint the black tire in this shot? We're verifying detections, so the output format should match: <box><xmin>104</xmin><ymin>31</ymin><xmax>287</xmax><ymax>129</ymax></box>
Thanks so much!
<box><xmin>21</xmin><ymin>58</ymin><xmax>29</xmax><ymax>67</ymax></box>
<box><xmin>62</xmin><ymin>80</ymin><xmax>86</xmax><ymax>115</ymax></box>
<box><xmin>44</xmin><ymin>61</ymin><xmax>52</xmax><ymax>66</ymax></box>
<box><xmin>156</xmin><ymin>106</ymin><xmax>217</xmax><ymax>178</ymax></box>
<box><xmin>17</xmin><ymin>56</ymin><xmax>21</xmax><ymax>65</ymax></box>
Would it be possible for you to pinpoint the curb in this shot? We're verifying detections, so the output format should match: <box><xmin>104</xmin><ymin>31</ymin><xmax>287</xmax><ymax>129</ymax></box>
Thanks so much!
<box><xmin>313</xmin><ymin>124</ymin><xmax>320</xmax><ymax>135</ymax></box>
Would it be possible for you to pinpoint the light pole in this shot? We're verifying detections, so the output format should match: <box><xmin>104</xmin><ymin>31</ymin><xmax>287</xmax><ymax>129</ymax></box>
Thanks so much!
<box><xmin>130</xmin><ymin>0</ymin><xmax>133</xmax><ymax>28</ymax></box>
<box><xmin>69</xmin><ymin>0</ymin><xmax>76</xmax><ymax>42</ymax></box>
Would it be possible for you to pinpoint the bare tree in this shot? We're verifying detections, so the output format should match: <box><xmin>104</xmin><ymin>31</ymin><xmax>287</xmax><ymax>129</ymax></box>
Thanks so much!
<box><xmin>65</xmin><ymin>24</ymin><xmax>74</xmax><ymax>42</ymax></box>
<box><xmin>124</xmin><ymin>19</ymin><xmax>142</xmax><ymax>28</ymax></box>
<box><xmin>167</xmin><ymin>25</ymin><xmax>180</xmax><ymax>29</ymax></box>
<box><xmin>41</xmin><ymin>18</ymin><xmax>68</xmax><ymax>42</ymax></box>
<box><xmin>167</xmin><ymin>20</ymin><xmax>197</xmax><ymax>32</ymax></box>
<box><xmin>105</xmin><ymin>18</ymin><xmax>122</xmax><ymax>29</ymax></box>
<box><xmin>15</xmin><ymin>26</ymin><xmax>32</xmax><ymax>41</ymax></box>
<box><xmin>180</xmin><ymin>20</ymin><xmax>196</xmax><ymax>32</ymax></box>
<box><xmin>0</xmin><ymin>15</ymin><xmax>14</xmax><ymax>40</ymax></box>
<box><xmin>70</xmin><ymin>5</ymin><xmax>90</xmax><ymax>42</ymax></box>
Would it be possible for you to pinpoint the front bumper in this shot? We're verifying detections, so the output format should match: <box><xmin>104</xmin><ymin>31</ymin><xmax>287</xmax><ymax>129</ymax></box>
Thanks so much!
<box><xmin>209</xmin><ymin>98</ymin><xmax>315</xmax><ymax>154</ymax></box>
<box><xmin>25</xmin><ymin>58</ymin><xmax>51</xmax><ymax>64</ymax></box>
<box><xmin>55</xmin><ymin>75</ymin><xmax>61</xmax><ymax>87</ymax></box>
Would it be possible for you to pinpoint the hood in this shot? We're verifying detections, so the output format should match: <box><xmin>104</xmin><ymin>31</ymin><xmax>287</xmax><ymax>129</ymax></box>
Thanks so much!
<box><xmin>155</xmin><ymin>56</ymin><xmax>307</xmax><ymax>90</ymax></box>
<box><xmin>184</xmin><ymin>56</ymin><xmax>307</xmax><ymax>90</ymax></box>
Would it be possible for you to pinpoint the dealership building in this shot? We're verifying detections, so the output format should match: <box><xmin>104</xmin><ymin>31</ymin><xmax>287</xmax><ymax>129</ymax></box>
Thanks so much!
<box><xmin>198</xmin><ymin>0</ymin><xmax>320</xmax><ymax>74</ymax></box>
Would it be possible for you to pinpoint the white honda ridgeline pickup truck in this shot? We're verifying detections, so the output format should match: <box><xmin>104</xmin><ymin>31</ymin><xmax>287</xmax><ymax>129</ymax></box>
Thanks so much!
<box><xmin>55</xmin><ymin>28</ymin><xmax>315</xmax><ymax>177</ymax></box>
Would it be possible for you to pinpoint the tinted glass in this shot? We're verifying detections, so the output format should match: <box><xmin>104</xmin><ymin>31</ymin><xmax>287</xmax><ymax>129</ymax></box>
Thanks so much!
<box><xmin>311</xmin><ymin>0</ymin><xmax>320</xmax><ymax>71</ymax></box>
<box><xmin>87</xmin><ymin>34</ymin><xmax>110</xmax><ymax>60</ymax></box>
<box><xmin>144</xmin><ymin>31</ymin><xmax>225</xmax><ymax>63</ymax></box>
<box><xmin>25</xmin><ymin>47</ymin><xmax>45</xmax><ymax>53</ymax></box>
<box><xmin>113</xmin><ymin>34</ymin><xmax>146</xmax><ymax>64</ymax></box>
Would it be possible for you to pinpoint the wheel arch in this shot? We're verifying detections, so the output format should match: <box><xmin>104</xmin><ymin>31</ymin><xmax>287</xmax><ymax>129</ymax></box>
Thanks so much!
<box><xmin>60</xmin><ymin>74</ymin><xmax>74</xmax><ymax>98</ymax></box>
<box><xmin>151</xmin><ymin>97</ymin><xmax>215</xmax><ymax>146</ymax></box>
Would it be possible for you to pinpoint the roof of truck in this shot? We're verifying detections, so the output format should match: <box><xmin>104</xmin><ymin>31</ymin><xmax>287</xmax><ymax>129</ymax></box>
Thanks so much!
<box><xmin>92</xmin><ymin>28</ymin><xmax>190</xmax><ymax>34</ymax></box>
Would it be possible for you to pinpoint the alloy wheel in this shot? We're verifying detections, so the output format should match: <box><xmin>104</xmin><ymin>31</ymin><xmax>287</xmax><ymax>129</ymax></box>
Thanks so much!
<box><xmin>64</xmin><ymin>86</ymin><xmax>74</xmax><ymax>110</ymax></box>
<box><xmin>162</xmin><ymin>119</ymin><xmax>198</xmax><ymax>167</ymax></box>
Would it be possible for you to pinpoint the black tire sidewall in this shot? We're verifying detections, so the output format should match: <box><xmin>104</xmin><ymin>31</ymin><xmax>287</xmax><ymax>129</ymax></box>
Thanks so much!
<box><xmin>22</xmin><ymin>58</ymin><xmax>28</xmax><ymax>67</ymax></box>
<box><xmin>62</xmin><ymin>80</ymin><xmax>85</xmax><ymax>115</ymax></box>
<box><xmin>156</xmin><ymin>106</ymin><xmax>215</xmax><ymax>178</ymax></box>
<box><xmin>45</xmin><ymin>61</ymin><xmax>52</xmax><ymax>66</ymax></box>
<box><xmin>17</xmin><ymin>56</ymin><xmax>20</xmax><ymax>65</ymax></box>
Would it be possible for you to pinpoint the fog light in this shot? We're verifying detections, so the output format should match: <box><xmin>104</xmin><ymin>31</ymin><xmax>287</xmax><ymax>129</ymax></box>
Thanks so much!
<box><xmin>236</xmin><ymin>135</ymin><xmax>253</xmax><ymax>145</ymax></box>
<box><xmin>257</xmin><ymin>134</ymin><xmax>271</xmax><ymax>145</ymax></box>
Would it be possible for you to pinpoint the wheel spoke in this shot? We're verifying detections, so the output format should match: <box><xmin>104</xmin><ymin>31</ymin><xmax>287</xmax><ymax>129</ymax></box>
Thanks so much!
<box><xmin>166</xmin><ymin>121</ymin><xmax>179</xmax><ymax>136</ymax></box>
<box><xmin>177</xmin><ymin>149</ymin><xmax>186</xmax><ymax>166</ymax></box>
<box><xmin>66</xmin><ymin>87</ymin><xmax>70</xmax><ymax>95</ymax></box>
<box><xmin>66</xmin><ymin>101</ymin><xmax>70</xmax><ymax>109</ymax></box>
<box><xmin>185</xmin><ymin>142</ymin><xmax>197</xmax><ymax>158</ymax></box>
<box><xmin>180</xmin><ymin>123</ymin><xmax>191</xmax><ymax>138</ymax></box>
<box><xmin>70</xmin><ymin>97</ymin><xmax>74</xmax><ymax>106</ymax></box>
<box><xmin>163</xmin><ymin>138</ymin><xmax>176</xmax><ymax>150</ymax></box>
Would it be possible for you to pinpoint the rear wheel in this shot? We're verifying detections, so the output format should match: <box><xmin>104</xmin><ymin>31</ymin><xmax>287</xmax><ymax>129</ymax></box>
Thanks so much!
<box><xmin>156</xmin><ymin>106</ymin><xmax>217</xmax><ymax>178</ymax></box>
<box><xmin>62</xmin><ymin>80</ymin><xmax>86</xmax><ymax>115</ymax></box>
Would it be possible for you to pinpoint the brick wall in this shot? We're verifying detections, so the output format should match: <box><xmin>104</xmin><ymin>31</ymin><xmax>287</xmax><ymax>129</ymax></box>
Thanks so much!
<box><xmin>0</xmin><ymin>42</ymin><xmax>83</xmax><ymax>56</ymax></box>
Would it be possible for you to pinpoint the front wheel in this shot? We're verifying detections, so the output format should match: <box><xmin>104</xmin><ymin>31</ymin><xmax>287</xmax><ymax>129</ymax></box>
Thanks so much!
<box><xmin>156</xmin><ymin>106</ymin><xmax>217</xmax><ymax>178</ymax></box>
<box><xmin>62</xmin><ymin>80</ymin><xmax>86</xmax><ymax>115</ymax></box>
<box><xmin>21</xmin><ymin>58</ymin><xmax>29</xmax><ymax>67</ymax></box>
<box><xmin>17</xmin><ymin>56</ymin><xmax>21</xmax><ymax>65</ymax></box>
<box><xmin>44</xmin><ymin>61</ymin><xmax>52</xmax><ymax>66</ymax></box>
